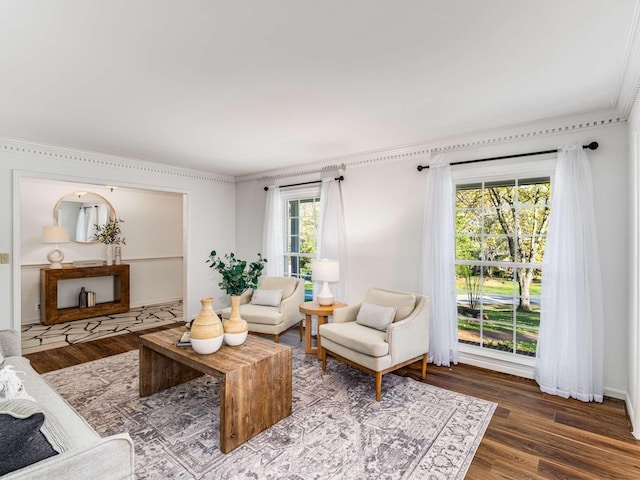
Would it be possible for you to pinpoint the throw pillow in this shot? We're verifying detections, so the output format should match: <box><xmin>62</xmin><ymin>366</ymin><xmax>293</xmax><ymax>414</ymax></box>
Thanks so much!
<box><xmin>250</xmin><ymin>289</ymin><xmax>283</xmax><ymax>307</ymax></box>
<box><xmin>0</xmin><ymin>365</ymin><xmax>33</xmax><ymax>401</ymax></box>
<box><xmin>0</xmin><ymin>400</ymin><xmax>58</xmax><ymax>475</ymax></box>
<box><xmin>356</xmin><ymin>303</ymin><xmax>397</xmax><ymax>331</ymax></box>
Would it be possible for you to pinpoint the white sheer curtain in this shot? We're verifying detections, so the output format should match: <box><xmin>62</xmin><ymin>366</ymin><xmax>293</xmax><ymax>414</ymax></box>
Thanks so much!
<box><xmin>420</xmin><ymin>154</ymin><xmax>458</xmax><ymax>366</ymax></box>
<box><xmin>262</xmin><ymin>185</ymin><xmax>284</xmax><ymax>277</ymax></box>
<box><xmin>318</xmin><ymin>178</ymin><xmax>348</xmax><ymax>303</ymax></box>
<box><xmin>534</xmin><ymin>144</ymin><xmax>604</xmax><ymax>402</ymax></box>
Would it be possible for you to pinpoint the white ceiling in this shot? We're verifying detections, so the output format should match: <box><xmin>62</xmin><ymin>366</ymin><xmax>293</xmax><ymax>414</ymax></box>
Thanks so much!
<box><xmin>1</xmin><ymin>0</ymin><xmax>639</xmax><ymax>176</ymax></box>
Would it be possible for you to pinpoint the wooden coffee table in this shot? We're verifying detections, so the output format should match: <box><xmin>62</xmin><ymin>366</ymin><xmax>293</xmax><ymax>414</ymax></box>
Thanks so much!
<box><xmin>139</xmin><ymin>326</ymin><xmax>292</xmax><ymax>453</ymax></box>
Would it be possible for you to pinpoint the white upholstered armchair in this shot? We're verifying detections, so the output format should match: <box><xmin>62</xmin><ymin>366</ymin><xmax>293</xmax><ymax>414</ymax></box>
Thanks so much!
<box><xmin>220</xmin><ymin>276</ymin><xmax>305</xmax><ymax>343</ymax></box>
<box><xmin>319</xmin><ymin>287</ymin><xmax>430</xmax><ymax>401</ymax></box>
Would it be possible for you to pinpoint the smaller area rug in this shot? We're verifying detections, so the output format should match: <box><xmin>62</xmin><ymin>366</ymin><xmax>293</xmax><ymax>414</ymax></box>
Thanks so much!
<box><xmin>43</xmin><ymin>348</ymin><xmax>496</xmax><ymax>479</ymax></box>
<box><xmin>21</xmin><ymin>301</ymin><xmax>183</xmax><ymax>354</ymax></box>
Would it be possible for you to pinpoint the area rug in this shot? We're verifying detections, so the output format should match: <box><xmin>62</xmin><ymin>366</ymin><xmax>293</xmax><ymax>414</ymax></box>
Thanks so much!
<box><xmin>21</xmin><ymin>300</ymin><xmax>183</xmax><ymax>354</ymax></box>
<box><xmin>42</xmin><ymin>347</ymin><xmax>496</xmax><ymax>479</ymax></box>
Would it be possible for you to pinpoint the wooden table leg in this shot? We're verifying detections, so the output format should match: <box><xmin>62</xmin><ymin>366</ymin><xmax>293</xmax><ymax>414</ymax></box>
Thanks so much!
<box><xmin>304</xmin><ymin>313</ymin><xmax>314</xmax><ymax>354</ymax></box>
<box><xmin>219</xmin><ymin>348</ymin><xmax>292</xmax><ymax>453</ymax></box>
<box><xmin>139</xmin><ymin>343</ymin><xmax>202</xmax><ymax>397</ymax></box>
<box><xmin>316</xmin><ymin>315</ymin><xmax>328</xmax><ymax>359</ymax></box>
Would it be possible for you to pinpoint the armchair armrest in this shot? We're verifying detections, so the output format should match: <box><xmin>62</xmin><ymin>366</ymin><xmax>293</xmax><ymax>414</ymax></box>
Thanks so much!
<box><xmin>0</xmin><ymin>329</ymin><xmax>22</xmax><ymax>357</ymax></box>
<box><xmin>387</xmin><ymin>296</ymin><xmax>430</xmax><ymax>365</ymax></box>
<box><xmin>239</xmin><ymin>288</ymin><xmax>254</xmax><ymax>305</ymax></box>
<box><xmin>278</xmin><ymin>279</ymin><xmax>305</xmax><ymax>326</ymax></box>
<box><xmin>332</xmin><ymin>304</ymin><xmax>361</xmax><ymax>323</ymax></box>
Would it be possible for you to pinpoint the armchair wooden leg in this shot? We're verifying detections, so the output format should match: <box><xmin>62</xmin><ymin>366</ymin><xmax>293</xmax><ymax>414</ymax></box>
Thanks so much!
<box><xmin>274</xmin><ymin>333</ymin><xmax>280</xmax><ymax>343</ymax></box>
<box><xmin>375</xmin><ymin>372</ymin><xmax>382</xmax><ymax>401</ymax></box>
<box><xmin>421</xmin><ymin>353</ymin><xmax>427</xmax><ymax>380</ymax></box>
<box><xmin>321</xmin><ymin>347</ymin><xmax>327</xmax><ymax>371</ymax></box>
<box><xmin>299</xmin><ymin>320</ymin><xmax>303</xmax><ymax>340</ymax></box>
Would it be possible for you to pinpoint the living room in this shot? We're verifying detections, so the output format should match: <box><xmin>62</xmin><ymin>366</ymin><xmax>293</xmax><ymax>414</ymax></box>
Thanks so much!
<box><xmin>2</xmin><ymin>1</ymin><xmax>640</xmax><ymax>478</ymax></box>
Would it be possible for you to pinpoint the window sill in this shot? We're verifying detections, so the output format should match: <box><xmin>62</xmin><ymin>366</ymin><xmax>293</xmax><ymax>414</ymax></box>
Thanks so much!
<box><xmin>457</xmin><ymin>343</ymin><xmax>535</xmax><ymax>379</ymax></box>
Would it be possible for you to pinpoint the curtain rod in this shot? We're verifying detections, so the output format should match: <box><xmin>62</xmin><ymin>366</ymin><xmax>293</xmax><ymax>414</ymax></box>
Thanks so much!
<box><xmin>263</xmin><ymin>176</ymin><xmax>344</xmax><ymax>191</ymax></box>
<box><xmin>416</xmin><ymin>141</ymin><xmax>599</xmax><ymax>171</ymax></box>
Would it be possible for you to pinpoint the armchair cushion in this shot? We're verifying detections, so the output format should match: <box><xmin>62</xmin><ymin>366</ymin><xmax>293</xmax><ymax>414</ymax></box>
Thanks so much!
<box><xmin>364</xmin><ymin>289</ymin><xmax>416</xmax><ymax>322</ymax></box>
<box><xmin>232</xmin><ymin>304</ymin><xmax>282</xmax><ymax>325</ymax></box>
<box><xmin>356</xmin><ymin>303</ymin><xmax>396</xmax><ymax>331</ymax></box>
<box><xmin>320</xmin><ymin>322</ymin><xmax>389</xmax><ymax>357</ymax></box>
<box><xmin>250</xmin><ymin>289</ymin><xmax>283</xmax><ymax>307</ymax></box>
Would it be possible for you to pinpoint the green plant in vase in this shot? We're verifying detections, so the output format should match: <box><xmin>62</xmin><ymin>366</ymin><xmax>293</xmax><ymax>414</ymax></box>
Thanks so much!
<box><xmin>92</xmin><ymin>217</ymin><xmax>126</xmax><ymax>265</ymax></box>
<box><xmin>206</xmin><ymin>251</ymin><xmax>267</xmax><ymax>345</ymax></box>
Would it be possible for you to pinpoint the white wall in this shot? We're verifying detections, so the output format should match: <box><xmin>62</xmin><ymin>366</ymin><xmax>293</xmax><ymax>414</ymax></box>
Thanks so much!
<box><xmin>0</xmin><ymin>138</ymin><xmax>236</xmax><ymax>332</ymax></box>
<box><xmin>235</xmin><ymin>121</ymin><xmax>631</xmax><ymax>399</ymax></box>
<box><xmin>627</xmin><ymin>99</ymin><xmax>640</xmax><ymax>437</ymax></box>
<box><xmin>19</xmin><ymin>178</ymin><xmax>184</xmax><ymax>323</ymax></box>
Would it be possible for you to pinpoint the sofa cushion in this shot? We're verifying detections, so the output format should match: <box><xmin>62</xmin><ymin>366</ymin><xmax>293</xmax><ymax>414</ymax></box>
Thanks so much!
<box><xmin>6</xmin><ymin>357</ymin><xmax>100</xmax><ymax>450</ymax></box>
<box><xmin>320</xmin><ymin>322</ymin><xmax>389</xmax><ymax>357</ymax></box>
<box><xmin>0</xmin><ymin>400</ymin><xmax>58</xmax><ymax>475</ymax></box>
<box><xmin>258</xmin><ymin>276</ymin><xmax>297</xmax><ymax>300</ymax></box>
<box><xmin>250</xmin><ymin>289</ymin><xmax>283</xmax><ymax>307</ymax></box>
<box><xmin>364</xmin><ymin>289</ymin><xmax>416</xmax><ymax>322</ymax></box>
<box><xmin>356</xmin><ymin>303</ymin><xmax>396</xmax><ymax>331</ymax></box>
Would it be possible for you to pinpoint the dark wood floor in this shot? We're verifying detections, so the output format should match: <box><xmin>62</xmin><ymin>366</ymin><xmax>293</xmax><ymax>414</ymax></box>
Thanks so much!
<box><xmin>25</xmin><ymin>324</ymin><xmax>640</xmax><ymax>479</ymax></box>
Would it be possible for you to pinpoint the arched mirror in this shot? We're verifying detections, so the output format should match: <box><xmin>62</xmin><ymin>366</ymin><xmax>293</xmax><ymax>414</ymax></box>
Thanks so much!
<box><xmin>53</xmin><ymin>191</ymin><xmax>116</xmax><ymax>243</ymax></box>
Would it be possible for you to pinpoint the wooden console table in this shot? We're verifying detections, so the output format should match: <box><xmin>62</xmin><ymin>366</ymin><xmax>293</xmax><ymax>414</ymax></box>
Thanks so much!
<box><xmin>40</xmin><ymin>264</ymin><xmax>130</xmax><ymax>325</ymax></box>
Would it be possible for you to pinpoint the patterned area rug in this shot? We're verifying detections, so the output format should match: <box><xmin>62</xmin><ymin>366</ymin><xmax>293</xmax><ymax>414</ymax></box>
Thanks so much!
<box><xmin>43</xmin><ymin>347</ymin><xmax>496</xmax><ymax>479</ymax></box>
<box><xmin>21</xmin><ymin>300</ymin><xmax>183</xmax><ymax>354</ymax></box>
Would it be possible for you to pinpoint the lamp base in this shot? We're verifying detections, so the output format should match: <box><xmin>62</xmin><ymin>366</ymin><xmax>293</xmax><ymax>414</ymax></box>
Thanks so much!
<box><xmin>317</xmin><ymin>281</ymin><xmax>334</xmax><ymax>306</ymax></box>
<box><xmin>47</xmin><ymin>245</ymin><xmax>64</xmax><ymax>269</ymax></box>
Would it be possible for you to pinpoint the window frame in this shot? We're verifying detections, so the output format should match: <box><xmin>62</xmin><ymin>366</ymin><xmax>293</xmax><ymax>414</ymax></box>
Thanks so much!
<box><xmin>451</xmin><ymin>157</ymin><xmax>556</xmax><ymax>369</ymax></box>
<box><xmin>280</xmin><ymin>185</ymin><xmax>322</xmax><ymax>283</ymax></box>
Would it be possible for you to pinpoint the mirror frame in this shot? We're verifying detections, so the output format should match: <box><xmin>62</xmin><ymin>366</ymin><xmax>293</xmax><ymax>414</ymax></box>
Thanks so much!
<box><xmin>53</xmin><ymin>191</ymin><xmax>117</xmax><ymax>244</ymax></box>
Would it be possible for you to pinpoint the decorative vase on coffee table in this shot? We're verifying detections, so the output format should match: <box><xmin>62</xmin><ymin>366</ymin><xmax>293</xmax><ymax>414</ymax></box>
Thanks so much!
<box><xmin>223</xmin><ymin>295</ymin><xmax>248</xmax><ymax>346</ymax></box>
<box><xmin>190</xmin><ymin>297</ymin><xmax>224</xmax><ymax>354</ymax></box>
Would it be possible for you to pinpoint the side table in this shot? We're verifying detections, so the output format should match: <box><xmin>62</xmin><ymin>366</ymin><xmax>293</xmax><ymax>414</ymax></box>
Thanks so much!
<box><xmin>299</xmin><ymin>301</ymin><xmax>347</xmax><ymax>359</ymax></box>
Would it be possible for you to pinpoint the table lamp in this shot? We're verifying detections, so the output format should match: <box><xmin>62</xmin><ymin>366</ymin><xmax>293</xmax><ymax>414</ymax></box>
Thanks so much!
<box><xmin>42</xmin><ymin>226</ymin><xmax>70</xmax><ymax>269</ymax></box>
<box><xmin>312</xmin><ymin>259</ymin><xmax>339</xmax><ymax>306</ymax></box>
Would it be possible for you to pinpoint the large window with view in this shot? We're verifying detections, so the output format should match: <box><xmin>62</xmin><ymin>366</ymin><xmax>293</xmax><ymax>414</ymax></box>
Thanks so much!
<box><xmin>455</xmin><ymin>177</ymin><xmax>550</xmax><ymax>357</ymax></box>
<box><xmin>285</xmin><ymin>196</ymin><xmax>320</xmax><ymax>301</ymax></box>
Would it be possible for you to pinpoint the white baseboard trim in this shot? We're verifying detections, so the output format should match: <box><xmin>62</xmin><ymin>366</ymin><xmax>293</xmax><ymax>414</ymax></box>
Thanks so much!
<box><xmin>458</xmin><ymin>350</ymin><xmax>535</xmax><ymax>379</ymax></box>
<box><xmin>626</xmin><ymin>393</ymin><xmax>640</xmax><ymax>439</ymax></box>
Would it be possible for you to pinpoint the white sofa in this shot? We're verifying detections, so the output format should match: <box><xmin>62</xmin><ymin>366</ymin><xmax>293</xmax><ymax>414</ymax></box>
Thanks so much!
<box><xmin>220</xmin><ymin>276</ymin><xmax>305</xmax><ymax>343</ymax></box>
<box><xmin>0</xmin><ymin>329</ymin><xmax>134</xmax><ymax>479</ymax></box>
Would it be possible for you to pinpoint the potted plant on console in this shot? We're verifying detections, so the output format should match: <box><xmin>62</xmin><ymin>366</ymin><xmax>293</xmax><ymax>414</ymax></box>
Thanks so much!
<box><xmin>92</xmin><ymin>217</ymin><xmax>126</xmax><ymax>266</ymax></box>
<box><xmin>207</xmin><ymin>251</ymin><xmax>267</xmax><ymax>346</ymax></box>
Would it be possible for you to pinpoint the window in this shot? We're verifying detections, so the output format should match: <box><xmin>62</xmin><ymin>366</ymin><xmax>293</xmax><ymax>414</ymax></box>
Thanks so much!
<box><xmin>455</xmin><ymin>177</ymin><xmax>551</xmax><ymax>357</ymax></box>
<box><xmin>284</xmin><ymin>194</ymin><xmax>320</xmax><ymax>300</ymax></box>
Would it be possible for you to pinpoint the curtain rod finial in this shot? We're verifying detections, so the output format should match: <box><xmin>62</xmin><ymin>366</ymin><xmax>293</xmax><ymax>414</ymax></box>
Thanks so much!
<box><xmin>585</xmin><ymin>141</ymin><xmax>599</xmax><ymax>150</ymax></box>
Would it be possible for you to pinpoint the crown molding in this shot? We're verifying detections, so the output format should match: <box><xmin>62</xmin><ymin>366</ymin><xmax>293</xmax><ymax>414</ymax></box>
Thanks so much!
<box><xmin>235</xmin><ymin>110</ymin><xmax>626</xmax><ymax>183</ymax></box>
<box><xmin>612</xmin><ymin>0</ymin><xmax>640</xmax><ymax>119</ymax></box>
<box><xmin>0</xmin><ymin>137</ymin><xmax>235</xmax><ymax>185</ymax></box>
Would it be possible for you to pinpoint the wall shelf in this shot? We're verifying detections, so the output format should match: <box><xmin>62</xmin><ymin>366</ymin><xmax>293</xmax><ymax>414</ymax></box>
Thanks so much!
<box><xmin>40</xmin><ymin>264</ymin><xmax>130</xmax><ymax>325</ymax></box>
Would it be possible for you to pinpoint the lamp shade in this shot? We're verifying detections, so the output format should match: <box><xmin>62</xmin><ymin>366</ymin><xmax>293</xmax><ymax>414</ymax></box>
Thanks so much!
<box><xmin>42</xmin><ymin>226</ymin><xmax>69</xmax><ymax>244</ymax></box>
<box><xmin>312</xmin><ymin>259</ymin><xmax>339</xmax><ymax>283</ymax></box>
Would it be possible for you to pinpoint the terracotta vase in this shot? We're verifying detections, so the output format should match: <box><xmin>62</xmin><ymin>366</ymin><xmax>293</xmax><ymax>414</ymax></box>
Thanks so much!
<box><xmin>190</xmin><ymin>297</ymin><xmax>224</xmax><ymax>354</ymax></box>
<box><xmin>223</xmin><ymin>295</ymin><xmax>248</xmax><ymax>346</ymax></box>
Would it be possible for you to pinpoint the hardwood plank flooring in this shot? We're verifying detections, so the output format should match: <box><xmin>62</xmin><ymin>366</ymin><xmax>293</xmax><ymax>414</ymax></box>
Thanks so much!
<box><xmin>25</xmin><ymin>326</ymin><xmax>640</xmax><ymax>479</ymax></box>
